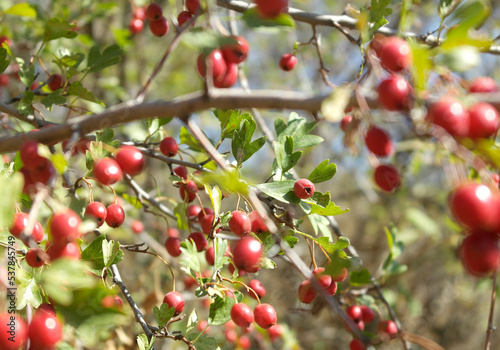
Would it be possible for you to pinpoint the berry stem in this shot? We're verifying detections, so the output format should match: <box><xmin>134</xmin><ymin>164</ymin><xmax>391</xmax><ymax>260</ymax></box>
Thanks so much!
<box><xmin>219</xmin><ymin>275</ymin><xmax>260</xmax><ymax>304</ymax></box>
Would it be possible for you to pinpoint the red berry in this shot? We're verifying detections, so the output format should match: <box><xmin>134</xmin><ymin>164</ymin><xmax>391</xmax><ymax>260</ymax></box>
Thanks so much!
<box><xmin>349</xmin><ymin>338</ymin><xmax>366</xmax><ymax>350</ymax></box>
<box><xmin>163</xmin><ymin>291</ymin><xmax>185</xmax><ymax>316</ymax></box>
<box><xmin>0</xmin><ymin>313</ymin><xmax>28</xmax><ymax>350</ymax></box>
<box><xmin>197</xmin><ymin>50</ymin><xmax>227</xmax><ymax>84</ymax></box>
<box><xmin>165</xmin><ymin>236</ymin><xmax>182</xmax><ymax>257</ymax></box>
<box><xmin>46</xmin><ymin>241</ymin><xmax>81</xmax><ymax>261</ymax></box>
<box><xmin>85</xmin><ymin>202</ymin><xmax>107</xmax><ymax>227</ymax></box>
<box><xmin>205</xmin><ymin>246</ymin><xmax>215</xmax><ymax>265</ymax></box>
<box><xmin>374</xmin><ymin>164</ymin><xmax>401</xmax><ymax>192</ymax></box>
<box><xmin>174</xmin><ymin>165</ymin><xmax>188</xmax><ymax>179</ymax></box>
<box><xmin>149</xmin><ymin>16</ymin><xmax>169</xmax><ymax>37</ymax></box>
<box><xmin>449</xmin><ymin>182</ymin><xmax>498</xmax><ymax>231</ymax></box>
<box><xmin>20</xmin><ymin>140</ymin><xmax>47</xmax><ymax>171</ymax></box>
<box><xmin>47</xmin><ymin>74</ymin><xmax>63</xmax><ymax>91</ymax></box>
<box><xmin>293</xmin><ymin>178</ymin><xmax>315</xmax><ymax>199</ymax></box>
<box><xmin>379</xmin><ymin>37</ymin><xmax>412</xmax><ymax>72</ymax></box>
<box><xmin>346</xmin><ymin>305</ymin><xmax>363</xmax><ymax>321</ymax></box>
<box><xmin>312</xmin><ymin>267</ymin><xmax>332</xmax><ymax>290</ymax></box>
<box><xmin>94</xmin><ymin>158</ymin><xmax>123</xmax><ymax>185</ymax></box>
<box><xmin>267</xmin><ymin>323</ymin><xmax>283</xmax><ymax>341</ymax></box>
<box><xmin>198</xmin><ymin>208</ymin><xmax>214</xmax><ymax>222</ymax></box>
<box><xmin>116</xmin><ymin>145</ymin><xmax>145</xmax><ymax>176</ymax></box>
<box><xmin>187</xmin><ymin>205</ymin><xmax>202</xmax><ymax>220</ymax></box>
<box><xmin>28</xmin><ymin>310</ymin><xmax>63</xmax><ymax>349</ymax></box>
<box><xmin>177</xmin><ymin>11</ymin><xmax>194</xmax><ymax>27</ymax></box>
<box><xmin>105</xmin><ymin>204</ymin><xmax>125</xmax><ymax>228</ymax></box>
<box><xmin>330</xmin><ymin>267</ymin><xmax>348</xmax><ymax>282</ymax></box>
<box><xmin>131</xmin><ymin>220</ymin><xmax>144</xmax><ymax>233</ymax></box>
<box><xmin>213</xmin><ymin>62</ymin><xmax>238</xmax><ymax>88</ymax></box>
<box><xmin>344</xmin><ymin>319</ymin><xmax>365</xmax><ymax>333</ymax></box>
<box><xmin>298</xmin><ymin>279</ymin><xmax>317</xmax><ymax>304</ymax></box>
<box><xmin>232</xmin><ymin>237</ymin><xmax>262</xmax><ymax>273</ymax></box>
<box><xmin>222</xmin><ymin>36</ymin><xmax>250</xmax><ymax>64</ymax></box>
<box><xmin>370</xmin><ymin>33</ymin><xmax>387</xmax><ymax>58</ymax></box>
<box><xmin>25</xmin><ymin>248</ymin><xmax>49</xmax><ymax>268</ymax></box>
<box><xmin>279</xmin><ymin>53</ymin><xmax>297</xmax><ymax>71</ymax></box>
<box><xmin>30</xmin><ymin>161</ymin><xmax>56</xmax><ymax>186</ymax></box>
<box><xmin>9</xmin><ymin>213</ymin><xmax>44</xmax><ymax>243</ymax></box>
<box><xmin>129</xmin><ymin>18</ymin><xmax>144</xmax><ymax>34</ymax></box>
<box><xmin>0</xmin><ymin>36</ymin><xmax>11</xmax><ymax>46</ymax></box>
<box><xmin>254</xmin><ymin>303</ymin><xmax>277</xmax><ymax>329</ymax></box>
<box><xmin>248</xmin><ymin>279</ymin><xmax>266</xmax><ymax>299</ymax></box>
<box><xmin>180</xmin><ymin>180</ymin><xmax>198</xmax><ymax>202</ymax></box>
<box><xmin>377</xmin><ymin>75</ymin><xmax>412</xmax><ymax>111</ymax></box>
<box><xmin>364</xmin><ymin>126</ymin><xmax>394</xmax><ymax>157</ymax></box>
<box><xmin>229</xmin><ymin>211</ymin><xmax>251</xmax><ymax>236</ymax></box>
<box><xmin>360</xmin><ymin>305</ymin><xmax>375</xmax><ymax>323</ymax></box>
<box><xmin>188</xmin><ymin>231</ymin><xmax>208</xmax><ymax>252</ymax></box>
<box><xmin>231</xmin><ymin>303</ymin><xmax>254</xmax><ymax>328</ymax></box>
<box><xmin>38</xmin><ymin>303</ymin><xmax>57</xmax><ymax>317</ymax></box>
<box><xmin>186</xmin><ymin>0</ymin><xmax>201</xmax><ymax>14</ymax></box>
<box><xmin>340</xmin><ymin>115</ymin><xmax>353</xmax><ymax>132</ymax></box>
<box><xmin>200</xmin><ymin>213</ymin><xmax>214</xmax><ymax>234</ymax></box>
<box><xmin>133</xmin><ymin>7</ymin><xmax>147</xmax><ymax>20</ymax></box>
<box><xmin>145</xmin><ymin>3</ymin><xmax>163</xmax><ymax>20</ymax></box>
<box><xmin>460</xmin><ymin>232</ymin><xmax>500</xmax><ymax>276</ymax></box>
<box><xmin>101</xmin><ymin>295</ymin><xmax>123</xmax><ymax>310</ymax></box>
<box><xmin>378</xmin><ymin>320</ymin><xmax>398</xmax><ymax>339</ymax></box>
<box><xmin>160</xmin><ymin>137</ymin><xmax>178</xmax><ymax>157</ymax></box>
<box><xmin>469</xmin><ymin>77</ymin><xmax>499</xmax><ymax>93</ymax></box>
<box><xmin>255</xmin><ymin>0</ymin><xmax>288</xmax><ymax>18</ymax></box>
<box><xmin>467</xmin><ymin>102</ymin><xmax>499</xmax><ymax>139</ymax></box>
<box><xmin>167</xmin><ymin>228</ymin><xmax>180</xmax><ymax>238</ymax></box>
<box><xmin>239</xmin><ymin>335</ymin><xmax>251</xmax><ymax>349</ymax></box>
<box><xmin>50</xmin><ymin>209</ymin><xmax>81</xmax><ymax>243</ymax></box>
<box><xmin>426</xmin><ymin>97</ymin><xmax>469</xmax><ymax>138</ymax></box>
<box><xmin>326</xmin><ymin>281</ymin><xmax>338</xmax><ymax>295</ymax></box>
<box><xmin>249</xmin><ymin>210</ymin><xmax>268</xmax><ymax>233</ymax></box>
<box><xmin>0</xmin><ymin>74</ymin><xmax>9</xmax><ymax>86</ymax></box>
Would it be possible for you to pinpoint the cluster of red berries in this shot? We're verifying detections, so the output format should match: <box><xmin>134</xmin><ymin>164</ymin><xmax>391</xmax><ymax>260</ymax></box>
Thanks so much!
<box><xmin>0</xmin><ymin>304</ymin><xmax>62</xmax><ymax>350</ymax></box>
<box><xmin>196</xmin><ymin>35</ymin><xmax>249</xmax><ymax>88</ymax></box>
<box><xmin>231</xmin><ymin>302</ymin><xmax>277</xmax><ymax>329</ymax></box>
<box><xmin>298</xmin><ymin>266</ymin><xmax>345</xmax><ymax>303</ymax></box>
<box><xmin>18</xmin><ymin>140</ymin><xmax>56</xmax><ymax>195</ymax></box>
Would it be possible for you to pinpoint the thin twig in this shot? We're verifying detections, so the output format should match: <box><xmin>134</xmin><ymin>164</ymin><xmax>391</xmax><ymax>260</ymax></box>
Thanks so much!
<box><xmin>485</xmin><ymin>269</ymin><xmax>498</xmax><ymax>350</ymax></box>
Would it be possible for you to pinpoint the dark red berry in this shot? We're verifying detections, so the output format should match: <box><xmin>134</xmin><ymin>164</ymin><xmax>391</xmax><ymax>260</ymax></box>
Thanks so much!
<box><xmin>374</xmin><ymin>164</ymin><xmax>401</xmax><ymax>192</ymax></box>
<box><xmin>249</xmin><ymin>210</ymin><xmax>268</xmax><ymax>233</ymax></box>
<box><xmin>180</xmin><ymin>180</ymin><xmax>198</xmax><ymax>202</ymax></box>
<box><xmin>25</xmin><ymin>248</ymin><xmax>49</xmax><ymax>268</ymax></box>
<box><xmin>254</xmin><ymin>303</ymin><xmax>277</xmax><ymax>329</ymax></box>
<box><xmin>222</xmin><ymin>36</ymin><xmax>250</xmax><ymax>64</ymax></box>
<box><xmin>163</xmin><ymin>291</ymin><xmax>185</xmax><ymax>316</ymax></box>
<box><xmin>94</xmin><ymin>157</ymin><xmax>123</xmax><ymax>185</ymax></box>
<box><xmin>197</xmin><ymin>50</ymin><xmax>227</xmax><ymax>84</ymax></box>
<box><xmin>232</xmin><ymin>237</ymin><xmax>262</xmax><ymax>273</ymax></box>
<box><xmin>426</xmin><ymin>97</ymin><xmax>470</xmax><ymax>138</ymax></box>
<box><xmin>129</xmin><ymin>18</ymin><xmax>144</xmax><ymax>34</ymax></box>
<box><xmin>205</xmin><ymin>246</ymin><xmax>215</xmax><ymax>265</ymax></box>
<box><xmin>255</xmin><ymin>0</ymin><xmax>288</xmax><ymax>18</ymax></box>
<box><xmin>173</xmin><ymin>165</ymin><xmax>188</xmax><ymax>179</ymax></box>
<box><xmin>198</xmin><ymin>208</ymin><xmax>214</xmax><ymax>222</ymax></box>
<box><xmin>0</xmin><ymin>313</ymin><xmax>28</xmax><ymax>350</ymax></box>
<box><xmin>293</xmin><ymin>179</ymin><xmax>315</xmax><ymax>199</ymax></box>
<box><xmin>9</xmin><ymin>213</ymin><xmax>44</xmax><ymax>243</ymax></box>
<box><xmin>20</xmin><ymin>140</ymin><xmax>47</xmax><ymax>171</ymax></box>
<box><xmin>28</xmin><ymin>309</ymin><xmax>63</xmax><ymax>349</ymax></box>
<box><xmin>200</xmin><ymin>213</ymin><xmax>214</xmax><ymax>234</ymax></box>
<box><xmin>213</xmin><ymin>62</ymin><xmax>238</xmax><ymax>88</ymax></box>
<box><xmin>85</xmin><ymin>202</ymin><xmax>107</xmax><ymax>227</ymax></box>
<box><xmin>346</xmin><ymin>305</ymin><xmax>363</xmax><ymax>321</ymax></box>
<box><xmin>267</xmin><ymin>323</ymin><xmax>283</xmax><ymax>341</ymax></box>
<box><xmin>187</xmin><ymin>205</ymin><xmax>202</xmax><ymax>220</ymax></box>
<box><xmin>279</xmin><ymin>53</ymin><xmax>297</xmax><ymax>71</ymax></box>
<box><xmin>38</xmin><ymin>303</ymin><xmax>57</xmax><ymax>317</ymax></box>
<box><xmin>460</xmin><ymin>232</ymin><xmax>500</xmax><ymax>276</ymax></box>
<box><xmin>186</xmin><ymin>0</ymin><xmax>201</xmax><ymax>14</ymax></box>
<box><xmin>377</xmin><ymin>75</ymin><xmax>412</xmax><ymax>111</ymax></box>
<box><xmin>340</xmin><ymin>115</ymin><xmax>353</xmax><ymax>132</ymax></box>
<box><xmin>133</xmin><ymin>7</ymin><xmax>147</xmax><ymax>20</ymax></box>
<box><xmin>145</xmin><ymin>3</ymin><xmax>163</xmax><ymax>20</ymax></box>
<box><xmin>229</xmin><ymin>211</ymin><xmax>251</xmax><ymax>236</ymax></box>
<box><xmin>177</xmin><ymin>11</ymin><xmax>194</xmax><ymax>27</ymax></box>
<box><xmin>467</xmin><ymin>102</ymin><xmax>499</xmax><ymax>139</ymax></box>
<box><xmin>165</xmin><ymin>236</ymin><xmax>182</xmax><ymax>257</ymax></box>
<box><xmin>231</xmin><ymin>303</ymin><xmax>254</xmax><ymax>328</ymax></box>
<box><xmin>149</xmin><ymin>16</ymin><xmax>169</xmax><ymax>37</ymax></box>
<box><xmin>105</xmin><ymin>204</ymin><xmax>125</xmax><ymax>228</ymax></box>
<box><xmin>312</xmin><ymin>267</ymin><xmax>332</xmax><ymax>290</ymax></box>
<box><xmin>50</xmin><ymin>209</ymin><xmax>81</xmax><ymax>243</ymax></box>
<box><xmin>46</xmin><ymin>241</ymin><xmax>81</xmax><ymax>261</ymax></box>
<box><xmin>326</xmin><ymin>281</ymin><xmax>338</xmax><ymax>295</ymax></box>
<box><xmin>298</xmin><ymin>279</ymin><xmax>317</xmax><ymax>304</ymax></box>
<box><xmin>330</xmin><ymin>267</ymin><xmax>348</xmax><ymax>282</ymax></box>
<box><xmin>188</xmin><ymin>231</ymin><xmax>208</xmax><ymax>252</ymax></box>
<box><xmin>101</xmin><ymin>295</ymin><xmax>123</xmax><ymax>310</ymax></box>
<box><xmin>364</xmin><ymin>126</ymin><xmax>394</xmax><ymax>157</ymax></box>
<box><xmin>360</xmin><ymin>305</ymin><xmax>375</xmax><ymax>323</ymax></box>
<box><xmin>47</xmin><ymin>74</ymin><xmax>63</xmax><ymax>91</ymax></box>
<box><xmin>379</xmin><ymin>37</ymin><xmax>412</xmax><ymax>72</ymax></box>
<box><xmin>159</xmin><ymin>137</ymin><xmax>178</xmax><ymax>157</ymax></box>
<box><xmin>115</xmin><ymin>145</ymin><xmax>145</xmax><ymax>176</ymax></box>
<box><xmin>248</xmin><ymin>279</ymin><xmax>266</xmax><ymax>299</ymax></box>
<box><xmin>349</xmin><ymin>338</ymin><xmax>366</xmax><ymax>350</ymax></box>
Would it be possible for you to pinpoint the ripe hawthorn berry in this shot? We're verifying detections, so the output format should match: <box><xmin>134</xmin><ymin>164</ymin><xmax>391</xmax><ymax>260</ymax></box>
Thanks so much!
<box><xmin>254</xmin><ymin>303</ymin><xmax>277</xmax><ymax>329</ymax></box>
<box><xmin>131</xmin><ymin>220</ymin><xmax>144</xmax><ymax>233</ymax></box>
<box><xmin>28</xmin><ymin>309</ymin><xmax>63</xmax><ymax>349</ymax></box>
<box><xmin>467</xmin><ymin>102</ymin><xmax>499</xmax><ymax>139</ymax></box>
<box><xmin>145</xmin><ymin>3</ymin><xmax>163</xmax><ymax>20</ymax></box>
<box><xmin>222</xmin><ymin>36</ymin><xmax>250</xmax><ymax>64</ymax></box>
<box><xmin>214</xmin><ymin>62</ymin><xmax>238</xmax><ymax>88</ymax></box>
<box><xmin>187</xmin><ymin>205</ymin><xmax>202</xmax><ymax>220</ymax></box>
<box><xmin>205</xmin><ymin>246</ymin><xmax>215</xmax><ymax>265</ymax></box>
<box><xmin>177</xmin><ymin>11</ymin><xmax>194</xmax><ymax>27</ymax></box>
<box><xmin>370</xmin><ymin>33</ymin><xmax>387</xmax><ymax>58</ymax></box>
<box><xmin>267</xmin><ymin>323</ymin><xmax>283</xmax><ymax>342</ymax></box>
<box><xmin>232</xmin><ymin>237</ymin><xmax>262</xmax><ymax>273</ymax></box>
<box><xmin>349</xmin><ymin>338</ymin><xmax>366</xmax><ymax>350</ymax></box>
<box><xmin>449</xmin><ymin>182</ymin><xmax>498</xmax><ymax>231</ymax></box>
<box><xmin>377</xmin><ymin>75</ymin><xmax>412</xmax><ymax>111</ymax></box>
<box><xmin>25</xmin><ymin>248</ymin><xmax>49</xmax><ymax>268</ymax></box>
<box><xmin>469</xmin><ymin>77</ymin><xmax>499</xmax><ymax>93</ymax></box>
<box><xmin>101</xmin><ymin>295</ymin><xmax>123</xmax><ymax>310</ymax></box>
<box><xmin>426</xmin><ymin>97</ymin><xmax>469</xmax><ymax>138</ymax></box>
<box><xmin>105</xmin><ymin>204</ymin><xmax>125</xmax><ymax>228</ymax></box>
<box><xmin>20</xmin><ymin>140</ymin><xmax>47</xmax><ymax>171</ymax></box>
<box><xmin>149</xmin><ymin>16</ymin><xmax>169</xmax><ymax>37</ymax></box>
<box><xmin>293</xmin><ymin>178</ymin><xmax>315</xmax><ymax>199</ymax></box>
<box><xmin>38</xmin><ymin>303</ymin><xmax>57</xmax><ymax>316</ymax></box>
<box><xmin>0</xmin><ymin>74</ymin><xmax>9</xmax><ymax>86</ymax></box>
<box><xmin>374</xmin><ymin>164</ymin><xmax>401</xmax><ymax>192</ymax></box>
<box><xmin>378</xmin><ymin>320</ymin><xmax>398</xmax><ymax>339</ymax></box>
<box><xmin>200</xmin><ymin>213</ymin><xmax>214</xmax><ymax>234</ymax></box>
<box><xmin>9</xmin><ymin>212</ymin><xmax>44</xmax><ymax>243</ymax></box>
<box><xmin>330</xmin><ymin>266</ymin><xmax>348</xmax><ymax>282</ymax></box>
<box><xmin>364</xmin><ymin>126</ymin><xmax>394</xmax><ymax>157</ymax></box>
<box><xmin>379</xmin><ymin>36</ymin><xmax>412</xmax><ymax>72</ymax></box>
<box><xmin>50</xmin><ymin>209</ymin><xmax>81</xmax><ymax>243</ymax></box>
<box><xmin>229</xmin><ymin>211</ymin><xmax>251</xmax><ymax>236</ymax></box>
<box><xmin>133</xmin><ymin>6</ymin><xmax>146</xmax><ymax>20</ymax></box>
<box><xmin>186</xmin><ymin>0</ymin><xmax>201</xmax><ymax>14</ymax></box>
<box><xmin>298</xmin><ymin>279</ymin><xmax>317</xmax><ymax>304</ymax></box>
<box><xmin>180</xmin><ymin>180</ymin><xmax>198</xmax><ymax>202</ymax></box>
<box><xmin>163</xmin><ymin>291</ymin><xmax>185</xmax><ymax>316</ymax></box>
<box><xmin>94</xmin><ymin>157</ymin><xmax>123</xmax><ymax>185</ymax></box>
<box><xmin>173</xmin><ymin>165</ymin><xmax>188</xmax><ymax>179</ymax></box>
<box><xmin>460</xmin><ymin>232</ymin><xmax>500</xmax><ymax>276</ymax></box>
<box><xmin>248</xmin><ymin>279</ymin><xmax>266</xmax><ymax>299</ymax></box>
<box><xmin>346</xmin><ymin>305</ymin><xmax>363</xmax><ymax>321</ymax></box>
<box><xmin>85</xmin><ymin>202</ymin><xmax>107</xmax><ymax>227</ymax></box>
<box><xmin>326</xmin><ymin>280</ymin><xmax>338</xmax><ymax>295</ymax></box>
<box><xmin>159</xmin><ymin>136</ymin><xmax>178</xmax><ymax>157</ymax></box>
<box><xmin>341</xmin><ymin>115</ymin><xmax>353</xmax><ymax>132</ymax></box>
<box><xmin>360</xmin><ymin>305</ymin><xmax>375</xmax><ymax>323</ymax></box>
<box><xmin>188</xmin><ymin>231</ymin><xmax>208</xmax><ymax>252</ymax></box>
<box><xmin>46</xmin><ymin>241</ymin><xmax>81</xmax><ymax>261</ymax></box>
<box><xmin>239</xmin><ymin>335</ymin><xmax>251</xmax><ymax>349</ymax></box>
<box><xmin>165</xmin><ymin>236</ymin><xmax>182</xmax><ymax>257</ymax></box>
<box><xmin>129</xmin><ymin>18</ymin><xmax>144</xmax><ymax>34</ymax></box>
<box><xmin>0</xmin><ymin>313</ymin><xmax>28</xmax><ymax>350</ymax></box>
<box><xmin>231</xmin><ymin>303</ymin><xmax>254</xmax><ymax>328</ymax></box>
<box><xmin>47</xmin><ymin>74</ymin><xmax>63</xmax><ymax>91</ymax></box>
<box><xmin>115</xmin><ymin>145</ymin><xmax>145</xmax><ymax>176</ymax></box>
<box><xmin>279</xmin><ymin>53</ymin><xmax>297</xmax><ymax>71</ymax></box>
<box><xmin>255</xmin><ymin>0</ymin><xmax>288</xmax><ymax>18</ymax></box>
<box><xmin>312</xmin><ymin>267</ymin><xmax>332</xmax><ymax>290</ymax></box>
<box><xmin>249</xmin><ymin>210</ymin><xmax>268</xmax><ymax>233</ymax></box>
<box><xmin>198</xmin><ymin>207</ymin><xmax>214</xmax><ymax>222</ymax></box>
<box><xmin>197</xmin><ymin>50</ymin><xmax>227</xmax><ymax>84</ymax></box>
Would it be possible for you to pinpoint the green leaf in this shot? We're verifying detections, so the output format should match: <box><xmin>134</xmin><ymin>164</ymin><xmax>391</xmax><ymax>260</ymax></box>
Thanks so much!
<box><xmin>205</xmin><ymin>185</ymin><xmax>222</xmax><ymax>217</ymax></box>
<box><xmin>308</xmin><ymin>160</ymin><xmax>337</xmax><ymax>183</ymax></box>
<box><xmin>283</xmin><ymin>234</ymin><xmax>299</xmax><ymax>248</ymax></box>
<box><xmin>16</xmin><ymin>271</ymin><xmax>43</xmax><ymax>309</ymax></box>
<box><xmin>208</xmin><ymin>295</ymin><xmax>235</xmax><ymax>326</ymax></box>
<box><xmin>316</xmin><ymin>236</ymin><xmax>350</xmax><ymax>254</ymax></box>
<box><xmin>323</xmin><ymin>250</ymin><xmax>351</xmax><ymax>278</ymax></box>
<box><xmin>81</xmin><ymin>235</ymin><xmax>123</xmax><ymax>273</ymax></box>
<box><xmin>186</xmin><ymin>333</ymin><xmax>219</xmax><ymax>350</ymax></box>
<box><xmin>214</xmin><ymin>110</ymin><xmax>253</xmax><ymax>139</ymax></box>
<box><xmin>439</xmin><ymin>0</ymin><xmax>455</xmax><ymax>19</ymax></box>
<box><xmin>180</xmin><ymin>126</ymin><xmax>204</xmax><ymax>152</ymax></box>
<box><xmin>321</xmin><ymin>84</ymin><xmax>353</xmax><ymax>123</ymax></box>
<box><xmin>274</xmin><ymin>137</ymin><xmax>302</xmax><ymax>173</ymax></box>
<box><xmin>450</xmin><ymin>0</ymin><xmax>491</xmax><ymax>30</ymax></box>
<box><xmin>122</xmin><ymin>193</ymin><xmax>142</xmax><ymax>209</ymax></box>
<box><xmin>0</xmin><ymin>48</ymin><xmax>11</xmax><ymax>74</ymax></box>
<box><xmin>67</xmin><ymin>82</ymin><xmax>103</xmax><ymax>105</ymax></box>
<box><xmin>0</xmin><ymin>172</ymin><xmax>23</xmax><ymax>228</ymax></box>
<box><xmin>153</xmin><ymin>304</ymin><xmax>176</xmax><ymax>328</ymax></box>
<box><xmin>51</xmin><ymin>153</ymin><xmax>67</xmax><ymax>174</ymax></box>
<box><xmin>102</xmin><ymin>239</ymin><xmax>121</xmax><ymax>268</ymax></box>
<box><xmin>137</xmin><ymin>334</ymin><xmax>156</xmax><ymax>350</ymax></box>
<box><xmin>44</xmin><ymin>18</ymin><xmax>78</xmax><ymax>41</ymax></box>
<box><xmin>255</xmin><ymin>180</ymin><xmax>295</xmax><ymax>204</ymax></box>
<box><xmin>409</xmin><ymin>42</ymin><xmax>432</xmax><ymax>92</ymax></box>
<box><xmin>59</xmin><ymin>53</ymin><xmax>85</xmax><ymax>68</ymax></box>
<box><xmin>17</xmin><ymin>59</ymin><xmax>35</xmax><ymax>89</ymax></box>
<box><xmin>275</xmin><ymin>112</ymin><xmax>323</xmax><ymax>148</ymax></box>
<box><xmin>385</xmin><ymin>260</ymin><xmax>408</xmax><ymax>275</ymax></box>
<box><xmin>200</xmin><ymin>169</ymin><xmax>248</xmax><ymax>195</ymax></box>
<box><xmin>369</xmin><ymin>0</ymin><xmax>393</xmax><ymax>35</ymax></box>
<box><xmin>382</xmin><ymin>226</ymin><xmax>405</xmax><ymax>272</ymax></box>
<box><xmin>309</xmin><ymin>214</ymin><xmax>331</xmax><ymax>237</ymax></box>
<box><xmin>4</xmin><ymin>3</ymin><xmax>36</xmax><ymax>17</ymax></box>
<box><xmin>242</xmin><ymin>8</ymin><xmax>296</xmax><ymax>32</ymax></box>
<box><xmin>96</xmin><ymin>129</ymin><xmax>114</xmax><ymax>144</ymax></box>
<box><xmin>180</xmin><ymin>239</ymin><xmax>201</xmax><ymax>274</ymax></box>
<box><xmin>174</xmin><ymin>202</ymin><xmax>188</xmax><ymax>230</ymax></box>
<box><xmin>87</xmin><ymin>44</ymin><xmax>123</xmax><ymax>73</ymax></box>
<box><xmin>244</xmin><ymin>136</ymin><xmax>267</xmax><ymax>163</ymax></box>
<box><xmin>310</xmin><ymin>202</ymin><xmax>349</xmax><ymax>216</ymax></box>
<box><xmin>40</xmin><ymin>90</ymin><xmax>67</xmax><ymax>110</ymax></box>
<box><xmin>260</xmin><ymin>257</ymin><xmax>277</xmax><ymax>270</ymax></box>
<box><xmin>213</xmin><ymin>237</ymin><xmax>229</xmax><ymax>271</ymax></box>
<box><xmin>349</xmin><ymin>268</ymin><xmax>371</xmax><ymax>287</ymax></box>
<box><xmin>186</xmin><ymin>309</ymin><xmax>199</xmax><ymax>334</ymax></box>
